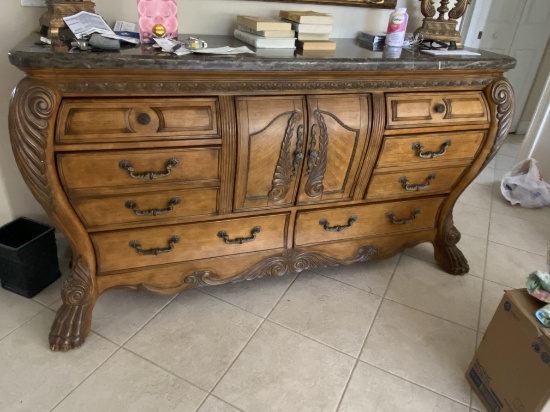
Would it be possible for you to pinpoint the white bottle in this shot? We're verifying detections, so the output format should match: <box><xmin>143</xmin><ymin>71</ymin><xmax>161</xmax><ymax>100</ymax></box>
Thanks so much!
<box><xmin>386</xmin><ymin>8</ymin><xmax>409</xmax><ymax>47</ymax></box>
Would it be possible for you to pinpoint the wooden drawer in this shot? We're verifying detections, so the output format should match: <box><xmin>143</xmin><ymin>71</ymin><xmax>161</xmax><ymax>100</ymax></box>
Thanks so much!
<box><xmin>73</xmin><ymin>187</ymin><xmax>219</xmax><ymax>229</ymax></box>
<box><xmin>376</xmin><ymin>131</ymin><xmax>485</xmax><ymax>169</ymax></box>
<box><xmin>295</xmin><ymin>197</ymin><xmax>445</xmax><ymax>246</ymax></box>
<box><xmin>366</xmin><ymin>167</ymin><xmax>466</xmax><ymax>200</ymax></box>
<box><xmin>92</xmin><ymin>214</ymin><xmax>289</xmax><ymax>274</ymax></box>
<box><xmin>57</xmin><ymin>98</ymin><xmax>219</xmax><ymax>143</ymax></box>
<box><xmin>386</xmin><ymin>92</ymin><xmax>489</xmax><ymax>129</ymax></box>
<box><xmin>58</xmin><ymin>148</ymin><xmax>220</xmax><ymax>194</ymax></box>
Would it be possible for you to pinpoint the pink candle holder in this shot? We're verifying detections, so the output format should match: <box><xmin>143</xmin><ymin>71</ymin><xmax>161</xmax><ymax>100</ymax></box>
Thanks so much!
<box><xmin>137</xmin><ymin>0</ymin><xmax>178</xmax><ymax>43</ymax></box>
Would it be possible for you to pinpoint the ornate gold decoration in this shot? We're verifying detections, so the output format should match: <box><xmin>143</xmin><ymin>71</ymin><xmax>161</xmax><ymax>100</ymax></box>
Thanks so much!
<box><xmin>40</xmin><ymin>0</ymin><xmax>96</xmax><ymax>38</ymax></box>
<box><xmin>414</xmin><ymin>0</ymin><xmax>472</xmax><ymax>48</ymax></box>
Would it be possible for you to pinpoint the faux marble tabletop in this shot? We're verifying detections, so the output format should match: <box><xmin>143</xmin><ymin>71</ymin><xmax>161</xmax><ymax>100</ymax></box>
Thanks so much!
<box><xmin>9</xmin><ymin>33</ymin><xmax>516</xmax><ymax>72</ymax></box>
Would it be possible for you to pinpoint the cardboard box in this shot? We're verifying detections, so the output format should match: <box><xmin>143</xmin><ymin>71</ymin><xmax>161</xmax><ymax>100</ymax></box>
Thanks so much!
<box><xmin>466</xmin><ymin>289</ymin><xmax>550</xmax><ymax>412</ymax></box>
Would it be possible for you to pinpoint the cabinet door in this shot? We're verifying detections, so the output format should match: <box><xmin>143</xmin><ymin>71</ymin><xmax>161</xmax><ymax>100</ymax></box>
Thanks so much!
<box><xmin>297</xmin><ymin>95</ymin><xmax>371</xmax><ymax>204</ymax></box>
<box><xmin>234</xmin><ymin>97</ymin><xmax>306</xmax><ymax>211</ymax></box>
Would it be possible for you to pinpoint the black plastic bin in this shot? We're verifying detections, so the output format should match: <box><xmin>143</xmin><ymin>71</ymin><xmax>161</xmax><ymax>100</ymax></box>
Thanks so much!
<box><xmin>0</xmin><ymin>217</ymin><xmax>61</xmax><ymax>298</ymax></box>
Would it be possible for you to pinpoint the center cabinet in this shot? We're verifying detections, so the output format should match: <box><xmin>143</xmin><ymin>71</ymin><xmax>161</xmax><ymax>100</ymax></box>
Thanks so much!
<box><xmin>234</xmin><ymin>95</ymin><xmax>371</xmax><ymax>211</ymax></box>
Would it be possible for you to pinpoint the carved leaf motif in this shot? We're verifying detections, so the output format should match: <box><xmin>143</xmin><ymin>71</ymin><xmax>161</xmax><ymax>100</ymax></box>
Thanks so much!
<box><xmin>449</xmin><ymin>0</ymin><xmax>471</xmax><ymax>20</ymax></box>
<box><xmin>483</xmin><ymin>78</ymin><xmax>515</xmax><ymax>168</ymax></box>
<box><xmin>9</xmin><ymin>79</ymin><xmax>59</xmax><ymax>208</ymax></box>
<box><xmin>268</xmin><ymin>111</ymin><xmax>299</xmax><ymax>201</ymax></box>
<box><xmin>420</xmin><ymin>0</ymin><xmax>436</xmax><ymax>18</ymax></box>
<box><xmin>305</xmin><ymin>110</ymin><xmax>329</xmax><ymax>197</ymax></box>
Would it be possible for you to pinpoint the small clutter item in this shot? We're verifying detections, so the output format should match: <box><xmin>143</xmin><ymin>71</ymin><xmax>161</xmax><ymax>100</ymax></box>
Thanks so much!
<box><xmin>137</xmin><ymin>0</ymin><xmax>178</xmax><ymax>43</ymax></box>
<box><xmin>0</xmin><ymin>218</ymin><xmax>61</xmax><ymax>298</ymax></box>
<box><xmin>526</xmin><ymin>270</ymin><xmax>550</xmax><ymax>327</ymax></box>
<box><xmin>40</xmin><ymin>0</ymin><xmax>96</xmax><ymax>39</ymax></box>
<box><xmin>385</xmin><ymin>8</ymin><xmax>408</xmax><ymax>47</ymax></box>
<box><xmin>501</xmin><ymin>158</ymin><xmax>550</xmax><ymax>208</ymax></box>
<box><xmin>466</xmin><ymin>289</ymin><xmax>550</xmax><ymax>412</ymax></box>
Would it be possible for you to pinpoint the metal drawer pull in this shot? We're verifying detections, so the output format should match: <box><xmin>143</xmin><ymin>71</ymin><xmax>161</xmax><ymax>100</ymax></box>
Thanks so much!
<box><xmin>434</xmin><ymin>103</ymin><xmax>446</xmax><ymax>113</ymax></box>
<box><xmin>218</xmin><ymin>226</ymin><xmax>261</xmax><ymax>244</ymax></box>
<box><xmin>399</xmin><ymin>173</ymin><xmax>436</xmax><ymax>191</ymax></box>
<box><xmin>412</xmin><ymin>139</ymin><xmax>451</xmax><ymax>159</ymax></box>
<box><xmin>137</xmin><ymin>113</ymin><xmax>151</xmax><ymax>125</ymax></box>
<box><xmin>319</xmin><ymin>215</ymin><xmax>357</xmax><ymax>232</ymax></box>
<box><xmin>129</xmin><ymin>236</ymin><xmax>180</xmax><ymax>255</ymax></box>
<box><xmin>292</xmin><ymin>125</ymin><xmax>304</xmax><ymax>176</ymax></box>
<box><xmin>125</xmin><ymin>197</ymin><xmax>181</xmax><ymax>216</ymax></box>
<box><xmin>386</xmin><ymin>208</ymin><xmax>421</xmax><ymax>225</ymax></box>
<box><xmin>119</xmin><ymin>158</ymin><xmax>179</xmax><ymax>180</ymax></box>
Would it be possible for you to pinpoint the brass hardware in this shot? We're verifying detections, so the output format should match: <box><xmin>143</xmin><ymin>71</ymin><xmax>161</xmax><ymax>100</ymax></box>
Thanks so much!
<box><xmin>125</xmin><ymin>197</ymin><xmax>180</xmax><ymax>216</ymax></box>
<box><xmin>306</xmin><ymin>124</ymin><xmax>318</xmax><ymax>176</ymax></box>
<box><xmin>386</xmin><ymin>208</ymin><xmax>421</xmax><ymax>225</ymax></box>
<box><xmin>292</xmin><ymin>125</ymin><xmax>304</xmax><ymax>176</ymax></box>
<box><xmin>434</xmin><ymin>104</ymin><xmax>446</xmax><ymax>113</ymax></box>
<box><xmin>319</xmin><ymin>215</ymin><xmax>357</xmax><ymax>232</ymax></box>
<box><xmin>399</xmin><ymin>173</ymin><xmax>436</xmax><ymax>191</ymax></box>
<box><xmin>129</xmin><ymin>236</ymin><xmax>180</xmax><ymax>255</ymax></box>
<box><xmin>119</xmin><ymin>158</ymin><xmax>179</xmax><ymax>180</ymax></box>
<box><xmin>137</xmin><ymin>113</ymin><xmax>151</xmax><ymax>125</ymax></box>
<box><xmin>412</xmin><ymin>139</ymin><xmax>451</xmax><ymax>159</ymax></box>
<box><xmin>218</xmin><ymin>226</ymin><xmax>261</xmax><ymax>244</ymax></box>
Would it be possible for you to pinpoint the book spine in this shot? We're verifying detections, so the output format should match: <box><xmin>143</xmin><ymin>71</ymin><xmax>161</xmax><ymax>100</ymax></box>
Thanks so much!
<box><xmin>234</xmin><ymin>29</ymin><xmax>296</xmax><ymax>48</ymax></box>
<box><xmin>234</xmin><ymin>29</ymin><xmax>260</xmax><ymax>47</ymax></box>
<box><xmin>289</xmin><ymin>22</ymin><xmax>332</xmax><ymax>34</ymax></box>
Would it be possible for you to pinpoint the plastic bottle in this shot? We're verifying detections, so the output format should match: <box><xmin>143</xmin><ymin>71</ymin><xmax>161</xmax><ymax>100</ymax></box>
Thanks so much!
<box><xmin>386</xmin><ymin>8</ymin><xmax>409</xmax><ymax>47</ymax></box>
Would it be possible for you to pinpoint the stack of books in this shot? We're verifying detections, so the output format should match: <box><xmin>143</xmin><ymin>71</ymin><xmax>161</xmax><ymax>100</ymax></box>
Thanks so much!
<box><xmin>234</xmin><ymin>16</ymin><xmax>296</xmax><ymax>49</ymax></box>
<box><xmin>279</xmin><ymin>10</ymin><xmax>336</xmax><ymax>51</ymax></box>
<box><xmin>357</xmin><ymin>31</ymin><xmax>386</xmax><ymax>51</ymax></box>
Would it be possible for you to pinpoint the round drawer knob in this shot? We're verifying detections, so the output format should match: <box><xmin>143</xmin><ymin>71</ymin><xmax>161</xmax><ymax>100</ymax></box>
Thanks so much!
<box><xmin>434</xmin><ymin>104</ymin><xmax>446</xmax><ymax>114</ymax></box>
<box><xmin>137</xmin><ymin>113</ymin><xmax>151</xmax><ymax>125</ymax></box>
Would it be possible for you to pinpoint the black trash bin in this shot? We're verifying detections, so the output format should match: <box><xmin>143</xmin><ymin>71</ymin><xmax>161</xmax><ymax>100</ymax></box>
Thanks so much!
<box><xmin>0</xmin><ymin>217</ymin><xmax>61</xmax><ymax>298</ymax></box>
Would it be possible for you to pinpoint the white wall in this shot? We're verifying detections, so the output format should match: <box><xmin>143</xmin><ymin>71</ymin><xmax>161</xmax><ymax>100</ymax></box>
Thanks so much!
<box><xmin>0</xmin><ymin>0</ymin><xmax>426</xmax><ymax>226</ymax></box>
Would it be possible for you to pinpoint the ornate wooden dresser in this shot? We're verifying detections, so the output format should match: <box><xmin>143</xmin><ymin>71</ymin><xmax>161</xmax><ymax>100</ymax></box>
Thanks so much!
<box><xmin>8</xmin><ymin>35</ymin><xmax>515</xmax><ymax>351</ymax></box>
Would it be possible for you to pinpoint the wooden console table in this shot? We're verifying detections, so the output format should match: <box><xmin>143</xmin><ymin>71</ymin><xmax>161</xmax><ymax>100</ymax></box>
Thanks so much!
<box><xmin>8</xmin><ymin>35</ymin><xmax>515</xmax><ymax>351</ymax></box>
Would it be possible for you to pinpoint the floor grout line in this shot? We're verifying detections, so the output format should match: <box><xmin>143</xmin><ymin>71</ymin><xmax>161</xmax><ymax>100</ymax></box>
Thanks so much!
<box><xmin>0</xmin><ymin>305</ymin><xmax>52</xmax><ymax>345</ymax></box>
<box><xmin>334</xmin><ymin>252</ymin><xmax>403</xmax><ymax>412</ymax></box>
<box><xmin>198</xmin><ymin>272</ymin><xmax>302</xmax><ymax>411</ymax></box>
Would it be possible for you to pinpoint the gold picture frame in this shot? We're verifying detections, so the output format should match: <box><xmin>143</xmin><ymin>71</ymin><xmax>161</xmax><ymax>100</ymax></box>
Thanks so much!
<box><xmin>245</xmin><ymin>0</ymin><xmax>397</xmax><ymax>9</ymax></box>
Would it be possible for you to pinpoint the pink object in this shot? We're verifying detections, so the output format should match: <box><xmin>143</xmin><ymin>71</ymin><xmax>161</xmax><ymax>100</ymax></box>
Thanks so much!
<box><xmin>137</xmin><ymin>0</ymin><xmax>178</xmax><ymax>43</ymax></box>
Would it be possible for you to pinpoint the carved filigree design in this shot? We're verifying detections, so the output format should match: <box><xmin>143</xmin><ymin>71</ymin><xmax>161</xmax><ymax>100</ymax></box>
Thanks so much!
<box><xmin>268</xmin><ymin>112</ymin><xmax>299</xmax><ymax>201</ymax></box>
<box><xmin>50</xmin><ymin>258</ymin><xmax>96</xmax><ymax>351</ymax></box>
<box><xmin>181</xmin><ymin>246</ymin><xmax>378</xmax><ymax>288</ymax></box>
<box><xmin>434</xmin><ymin>214</ymin><xmax>469</xmax><ymax>276</ymax></box>
<box><xmin>57</xmin><ymin>78</ymin><xmax>493</xmax><ymax>94</ymax></box>
<box><xmin>483</xmin><ymin>78</ymin><xmax>515</xmax><ymax>168</ymax></box>
<box><xmin>419</xmin><ymin>0</ymin><xmax>436</xmax><ymax>18</ymax></box>
<box><xmin>305</xmin><ymin>110</ymin><xmax>329</xmax><ymax>197</ymax></box>
<box><xmin>449</xmin><ymin>0</ymin><xmax>471</xmax><ymax>20</ymax></box>
<box><xmin>9</xmin><ymin>79</ymin><xmax>59</xmax><ymax>209</ymax></box>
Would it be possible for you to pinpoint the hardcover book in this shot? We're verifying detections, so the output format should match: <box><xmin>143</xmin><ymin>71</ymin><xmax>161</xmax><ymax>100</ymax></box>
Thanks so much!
<box><xmin>288</xmin><ymin>22</ymin><xmax>333</xmax><ymax>34</ymax></box>
<box><xmin>296</xmin><ymin>40</ymin><xmax>336</xmax><ymax>51</ymax></box>
<box><xmin>237</xmin><ymin>25</ymin><xmax>295</xmax><ymax>38</ymax></box>
<box><xmin>279</xmin><ymin>10</ymin><xmax>333</xmax><ymax>25</ymax></box>
<box><xmin>234</xmin><ymin>29</ymin><xmax>296</xmax><ymax>49</ymax></box>
<box><xmin>297</xmin><ymin>32</ymin><xmax>330</xmax><ymax>41</ymax></box>
<box><xmin>357</xmin><ymin>31</ymin><xmax>386</xmax><ymax>43</ymax></box>
<box><xmin>236</xmin><ymin>16</ymin><xmax>292</xmax><ymax>31</ymax></box>
<box><xmin>137</xmin><ymin>0</ymin><xmax>178</xmax><ymax>43</ymax></box>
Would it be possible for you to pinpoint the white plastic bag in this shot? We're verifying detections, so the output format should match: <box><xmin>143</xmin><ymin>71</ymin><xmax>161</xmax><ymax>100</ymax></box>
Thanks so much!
<box><xmin>501</xmin><ymin>158</ymin><xmax>550</xmax><ymax>208</ymax></box>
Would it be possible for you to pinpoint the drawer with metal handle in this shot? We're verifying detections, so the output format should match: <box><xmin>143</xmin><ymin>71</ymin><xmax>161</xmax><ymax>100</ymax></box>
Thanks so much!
<box><xmin>294</xmin><ymin>197</ymin><xmax>445</xmax><ymax>246</ymax></box>
<box><xmin>71</xmin><ymin>187</ymin><xmax>219</xmax><ymax>229</ymax></box>
<box><xmin>376</xmin><ymin>131</ymin><xmax>486</xmax><ymax>169</ymax></box>
<box><xmin>57</xmin><ymin>147</ymin><xmax>220</xmax><ymax>196</ymax></box>
<box><xmin>91</xmin><ymin>213</ymin><xmax>289</xmax><ymax>274</ymax></box>
<box><xmin>365</xmin><ymin>166</ymin><xmax>466</xmax><ymax>200</ymax></box>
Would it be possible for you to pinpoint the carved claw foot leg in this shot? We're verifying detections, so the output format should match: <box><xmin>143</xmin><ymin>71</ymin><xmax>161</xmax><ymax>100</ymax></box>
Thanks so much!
<box><xmin>434</xmin><ymin>215</ymin><xmax>470</xmax><ymax>276</ymax></box>
<box><xmin>49</xmin><ymin>258</ymin><xmax>97</xmax><ymax>351</ymax></box>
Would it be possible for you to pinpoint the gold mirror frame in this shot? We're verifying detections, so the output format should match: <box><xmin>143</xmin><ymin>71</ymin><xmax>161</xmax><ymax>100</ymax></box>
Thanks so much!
<box><xmin>244</xmin><ymin>0</ymin><xmax>397</xmax><ymax>9</ymax></box>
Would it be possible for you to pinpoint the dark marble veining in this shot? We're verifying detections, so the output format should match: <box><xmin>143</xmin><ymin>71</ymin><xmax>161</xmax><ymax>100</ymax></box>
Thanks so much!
<box><xmin>9</xmin><ymin>33</ymin><xmax>516</xmax><ymax>72</ymax></box>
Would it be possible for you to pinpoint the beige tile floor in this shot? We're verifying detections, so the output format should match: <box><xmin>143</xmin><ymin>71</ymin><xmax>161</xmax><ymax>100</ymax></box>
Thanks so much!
<box><xmin>1</xmin><ymin>134</ymin><xmax>549</xmax><ymax>412</ymax></box>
